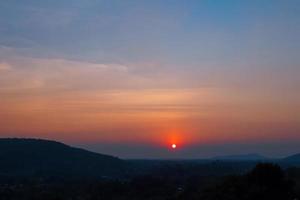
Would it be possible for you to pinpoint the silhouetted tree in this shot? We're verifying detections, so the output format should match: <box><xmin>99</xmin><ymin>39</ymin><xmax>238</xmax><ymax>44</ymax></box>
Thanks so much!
<box><xmin>199</xmin><ymin>163</ymin><xmax>295</xmax><ymax>200</ymax></box>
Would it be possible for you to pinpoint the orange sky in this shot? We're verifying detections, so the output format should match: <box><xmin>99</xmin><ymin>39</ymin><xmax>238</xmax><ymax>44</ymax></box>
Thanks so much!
<box><xmin>1</xmin><ymin>75</ymin><xmax>299</xmax><ymax>147</ymax></box>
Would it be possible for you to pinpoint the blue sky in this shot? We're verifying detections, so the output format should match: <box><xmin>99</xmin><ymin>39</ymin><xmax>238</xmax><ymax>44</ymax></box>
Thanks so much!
<box><xmin>1</xmin><ymin>0</ymin><xmax>299</xmax><ymax>64</ymax></box>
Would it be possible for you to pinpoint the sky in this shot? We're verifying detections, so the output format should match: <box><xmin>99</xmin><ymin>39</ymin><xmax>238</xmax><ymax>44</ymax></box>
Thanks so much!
<box><xmin>0</xmin><ymin>0</ymin><xmax>300</xmax><ymax>158</ymax></box>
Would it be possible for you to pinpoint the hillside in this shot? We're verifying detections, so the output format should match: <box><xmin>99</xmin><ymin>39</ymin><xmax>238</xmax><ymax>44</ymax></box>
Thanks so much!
<box><xmin>0</xmin><ymin>138</ymin><xmax>124</xmax><ymax>178</ymax></box>
<box><xmin>283</xmin><ymin>153</ymin><xmax>300</xmax><ymax>163</ymax></box>
<box><xmin>212</xmin><ymin>153</ymin><xmax>267</xmax><ymax>161</ymax></box>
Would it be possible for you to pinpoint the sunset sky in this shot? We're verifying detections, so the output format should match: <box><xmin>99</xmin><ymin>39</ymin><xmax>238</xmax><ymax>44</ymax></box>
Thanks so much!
<box><xmin>0</xmin><ymin>0</ymin><xmax>299</xmax><ymax>158</ymax></box>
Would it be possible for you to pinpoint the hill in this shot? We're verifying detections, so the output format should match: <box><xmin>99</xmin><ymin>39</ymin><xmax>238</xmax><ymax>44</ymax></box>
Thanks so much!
<box><xmin>212</xmin><ymin>153</ymin><xmax>267</xmax><ymax>161</ymax></box>
<box><xmin>0</xmin><ymin>138</ymin><xmax>124</xmax><ymax>178</ymax></box>
<box><xmin>283</xmin><ymin>153</ymin><xmax>300</xmax><ymax>163</ymax></box>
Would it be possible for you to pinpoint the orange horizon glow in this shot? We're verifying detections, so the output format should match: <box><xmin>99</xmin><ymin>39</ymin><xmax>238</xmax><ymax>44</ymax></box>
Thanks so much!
<box><xmin>0</xmin><ymin>46</ymin><xmax>300</xmax><ymax>153</ymax></box>
<box><xmin>0</xmin><ymin>86</ymin><xmax>299</xmax><ymax>146</ymax></box>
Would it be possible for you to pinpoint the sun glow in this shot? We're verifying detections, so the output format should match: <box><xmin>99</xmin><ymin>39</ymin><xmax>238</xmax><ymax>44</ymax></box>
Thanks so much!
<box><xmin>172</xmin><ymin>144</ymin><xmax>177</xmax><ymax>149</ymax></box>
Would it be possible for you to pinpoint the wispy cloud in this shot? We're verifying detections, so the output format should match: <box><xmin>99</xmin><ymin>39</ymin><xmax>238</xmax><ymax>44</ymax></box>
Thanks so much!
<box><xmin>0</xmin><ymin>62</ymin><xmax>11</xmax><ymax>71</ymax></box>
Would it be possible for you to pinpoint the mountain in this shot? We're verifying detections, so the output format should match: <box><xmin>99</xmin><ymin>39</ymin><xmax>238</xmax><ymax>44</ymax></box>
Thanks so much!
<box><xmin>283</xmin><ymin>153</ymin><xmax>300</xmax><ymax>163</ymax></box>
<box><xmin>212</xmin><ymin>153</ymin><xmax>267</xmax><ymax>161</ymax></box>
<box><xmin>0</xmin><ymin>138</ymin><xmax>124</xmax><ymax>178</ymax></box>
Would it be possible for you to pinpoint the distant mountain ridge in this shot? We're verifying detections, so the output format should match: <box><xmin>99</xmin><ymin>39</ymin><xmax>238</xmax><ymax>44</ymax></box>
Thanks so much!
<box><xmin>212</xmin><ymin>153</ymin><xmax>268</xmax><ymax>161</ymax></box>
<box><xmin>0</xmin><ymin>138</ymin><xmax>124</xmax><ymax>178</ymax></box>
<box><xmin>0</xmin><ymin>138</ymin><xmax>299</xmax><ymax>179</ymax></box>
<box><xmin>283</xmin><ymin>153</ymin><xmax>300</xmax><ymax>163</ymax></box>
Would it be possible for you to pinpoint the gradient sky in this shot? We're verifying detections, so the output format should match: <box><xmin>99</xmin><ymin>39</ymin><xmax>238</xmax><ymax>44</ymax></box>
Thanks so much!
<box><xmin>0</xmin><ymin>0</ymin><xmax>300</xmax><ymax>158</ymax></box>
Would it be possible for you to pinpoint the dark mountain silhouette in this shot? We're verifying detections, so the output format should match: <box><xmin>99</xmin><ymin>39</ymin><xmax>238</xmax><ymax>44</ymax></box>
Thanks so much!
<box><xmin>212</xmin><ymin>153</ymin><xmax>267</xmax><ymax>161</ymax></box>
<box><xmin>0</xmin><ymin>138</ymin><xmax>299</xmax><ymax>199</ymax></box>
<box><xmin>0</xmin><ymin>138</ymin><xmax>299</xmax><ymax>180</ymax></box>
<box><xmin>0</xmin><ymin>138</ymin><xmax>124</xmax><ymax>178</ymax></box>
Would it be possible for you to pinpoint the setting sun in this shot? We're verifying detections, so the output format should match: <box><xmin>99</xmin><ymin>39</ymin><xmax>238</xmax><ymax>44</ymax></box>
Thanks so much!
<box><xmin>172</xmin><ymin>144</ymin><xmax>177</xmax><ymax>149</ymax></box>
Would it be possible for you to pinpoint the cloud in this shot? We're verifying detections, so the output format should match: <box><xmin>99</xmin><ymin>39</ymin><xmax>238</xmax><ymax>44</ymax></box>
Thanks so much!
<box><xmin>0</xmin><ymin>56</ymin><xmax>134</xmax><ymax>91</ymax></box>
<box><xmin>0</xmin><ymin>53</ymin><xmax>210</xmax><ymax>93</ymax></box>
<box><xmin>0</xmin><ymin>62</ymin><xmax>11</xmax><ymax>70</ymax></box>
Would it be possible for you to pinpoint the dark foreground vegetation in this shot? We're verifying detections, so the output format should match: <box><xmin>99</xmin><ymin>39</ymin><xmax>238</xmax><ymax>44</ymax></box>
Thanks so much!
<box><xmin>0</xmin><ymin>139</ymin><xmax>300</xmax><ymax>199</ymax></box>
<box><xmin>0</xmin><ymin>163</ymin><xmax>299</xmax><ymax>200</ymax></box>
